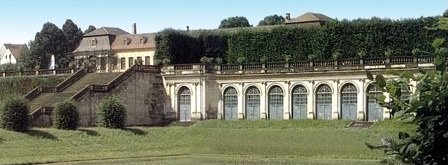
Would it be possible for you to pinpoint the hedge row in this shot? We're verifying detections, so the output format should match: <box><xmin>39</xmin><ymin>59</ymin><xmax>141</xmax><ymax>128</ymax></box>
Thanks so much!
<box><xmin>155</xmin><ymin>16</ymin><xmax>448</xmax><ymax>64</ymax></box>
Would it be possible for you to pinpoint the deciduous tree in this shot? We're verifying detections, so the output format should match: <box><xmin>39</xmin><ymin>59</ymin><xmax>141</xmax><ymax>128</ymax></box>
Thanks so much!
<box><xmin>62</xmin><ymin>19</ymin><xmax>83</xmax><ymax>52</ymax></box>
<box><xmin>83</xmin><ymin>25</ymin><xmax>96</xmax><ymax>34</ymax></box>
<box><xmin>258</xmin><ymin>14</ymin><xmax>285</xmax><ymax>26</ymax></box>
<box><xmin>218</xmin><ymin>16</ymin><xmax>252</xmax><ymax>29</ymax></box>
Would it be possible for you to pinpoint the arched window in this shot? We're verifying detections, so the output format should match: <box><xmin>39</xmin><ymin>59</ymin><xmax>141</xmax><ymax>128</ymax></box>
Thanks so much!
<box><xmin>268</xmin><ymin>86</ymin><xmax>283</xmax><ymax>120</ymax></box>
<box><xmin>223</xmin><ymin>87</ymin><xmax>238</xmax><ymax>120</ymax></box>
<box><xmin>292</xmin><ymin>85</ymin><xmax>308</xmax><ymax>119</ymax></box>
<box><xmin>367</xmin><ymin>85</ymin><xmax>383</xmax><ymax>121</ymax></box>
<box><xmin>178</xmin><ymin>87</ymin><xmax>191</xmax><ymax>122</ymax></box>
<box><xmin>245</xmin><ymin>86</ymin><xmax>260</xmax><ymax>120</ymax></box>
<box><xmin>341</xmin><ymin>84</ymin><xmax>357</xmax><ymax>120</ymax></box>
<box><xmin>316</xmin><ymin>85</ymin><xmax>332</xmax><ymax>120</ymax></box>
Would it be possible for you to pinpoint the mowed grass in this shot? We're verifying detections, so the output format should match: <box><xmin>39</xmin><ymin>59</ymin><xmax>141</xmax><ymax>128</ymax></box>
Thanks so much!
<box><xmin>0</xmin><ymin>120</ymin><xmax>415</xmax><ymax>164</ymax></box>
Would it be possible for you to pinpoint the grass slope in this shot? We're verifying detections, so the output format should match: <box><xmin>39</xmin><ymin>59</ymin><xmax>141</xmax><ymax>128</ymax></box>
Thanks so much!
<box><xmin>0</xmin><ymin>120</ymin><xmax>414</xmax><ymax>164</ymax></box>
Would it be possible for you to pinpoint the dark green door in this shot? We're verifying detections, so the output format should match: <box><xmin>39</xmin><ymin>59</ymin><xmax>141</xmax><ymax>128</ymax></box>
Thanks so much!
<box><xmin>341</xmin><ymin>84</ymin><xmax>357</xmax><ymax>120</ymax></box>
<box><xmin>316</xmin><ymin>85</ymin><xmax>332</xmax><ymax>120</ymax></box>
<box><xmin>224</xmin><ymin>87</ymin><xmax>238</xmax><ymax>120</ymax></box>
<box><xmin>246</xmin><ymin>87</ymin><xmax>260</xmax><ymax>120</ymax></box>
<box><xmin>269</xmin><ymin>86</ymin><xmax>283</xmax><ymax>120</ymax></box>
<box><xmin>292</xmin><ymin>85</ymin><xmax>307</xmax><ymax>119</ymax></box>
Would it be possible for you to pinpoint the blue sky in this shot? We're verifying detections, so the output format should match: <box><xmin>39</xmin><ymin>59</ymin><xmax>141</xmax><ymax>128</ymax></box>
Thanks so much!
<box><xmin>0</xmin><ymin>0</ymin><xmax>446</xmax><ymax>45</ymax></box>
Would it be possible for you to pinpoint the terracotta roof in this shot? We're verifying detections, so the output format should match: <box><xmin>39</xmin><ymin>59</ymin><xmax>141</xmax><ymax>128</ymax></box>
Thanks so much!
<box><xmin>286</xmin><ymin>12</ymin><xmax>332</xmax><ymax>24</ymax></box>
<box><xmin>111</xmin><ymin>33</ymin><xmax>156</xmax><ymax>50</ymax></box>
<box><xmin>4</xmin><ymin>43</ymin><xmax>27</xmax><ymax>59</ymax></box>
<box><xmin>84</xmin><ymin>27</ymin><xmax>130</xmax><ymax>37</ymax></box>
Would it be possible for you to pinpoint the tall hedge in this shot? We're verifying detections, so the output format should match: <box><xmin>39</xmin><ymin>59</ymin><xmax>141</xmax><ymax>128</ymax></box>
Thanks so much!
<box><xmin>155</xmin><ymin>16</ymin><xmax>448</xmax><ymax>64</ymax></box>
<box><xmin>53</xmin><ymin>100</ymin><xmax>79</xmax><ymax>130</ymax></box>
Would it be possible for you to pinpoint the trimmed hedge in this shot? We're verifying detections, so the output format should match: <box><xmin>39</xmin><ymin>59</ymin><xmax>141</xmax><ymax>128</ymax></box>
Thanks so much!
<box><xmin>155</xmin><ymin>16</ymin><xmax>448</xmax><ymax>64</ymax></box>
<box><xmin>53</xmin><ymin>100</ymin><xmax>79</xmax><ymax>130</ymax></box>
<box><xmin>1</xmin><ymin>95</ymin><xmax>29</xmax><ymax>132</ymax></box>
<box><xmin>97</xmin><ymin>95</ymin><xmax>127</xmax><ymax>129</ymax></box>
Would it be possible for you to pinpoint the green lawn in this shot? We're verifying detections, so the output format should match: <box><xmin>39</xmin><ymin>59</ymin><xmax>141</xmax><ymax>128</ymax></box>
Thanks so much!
<box><xmin>0</xmin><ymin>120</ymin><xmax>414</xmax><ymax>164</ymax></box>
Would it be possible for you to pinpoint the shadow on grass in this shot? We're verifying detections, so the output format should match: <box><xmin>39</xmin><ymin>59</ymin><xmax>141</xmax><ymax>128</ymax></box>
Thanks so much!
<box><xmin>25</xmin><ymin>130</ymin><xmax>58</xmax><ymax>140</ymax></box>
<box><xmin>78</xmin><ymin>129</ymin><xmax>100</xmax><ymax>136</ymax></box>
<box><xmin>123</xmin><ymin>128</ymin><xmax>146</xmax><ymax>135</ymax></box>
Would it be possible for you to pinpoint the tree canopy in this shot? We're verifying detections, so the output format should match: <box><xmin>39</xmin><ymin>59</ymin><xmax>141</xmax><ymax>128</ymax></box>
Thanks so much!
<box><xmin>62</xmin><ymin>19</ymin><xmax>83</xmax><ymax>52</ymax></box>
<box><xmin>218</xmin><ymin>16</ymin><xmax>252</xmax><ymax>29</ymax></box>
<box><xmin>30</xmin><ymin>22</ymin><xmax>68</xmax><ymax>69</ymax></box>
<box><xmin>258</xmin><ymin>14</ymin><xmax>285</xmax><ymax>26</ymax></box>
<box><xmin>84</xmin><ymin>25</ymin><xmax>96</xmax><ymax>34</ymax></box>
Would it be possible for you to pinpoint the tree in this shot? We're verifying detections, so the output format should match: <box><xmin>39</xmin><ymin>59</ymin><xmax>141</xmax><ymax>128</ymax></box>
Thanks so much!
<box><xmin>16</xmin><ymin>41</ymin><xmax>35</xmax><ymax>69</ymax></box>
<box><xmin>365</xmin><ymin>13</ymin><xmax>448</xmax><ymax>163</ymax></box>
<box><xmin>258</xmin><ymin>14</ymin><xmax>285</xmax><ymax>26</ymax></box>
<box><xmin>62</xmin><ymin>19</ymin><xmax>83</xmax><ymax>52</ymax></box>
<box><xmin>30</xmin><ymin>22</ymin><xmax>68</xmax><ymax>69</ymax></box>
<box><xmin>218</xmin><ymin>16</ymin><xmax>252</xmax><ymax>29</ymax></box>
<box><xmin>83</xmin><ymin>25</ymin><xmax>96</xmax><ymax>34</ymax></box>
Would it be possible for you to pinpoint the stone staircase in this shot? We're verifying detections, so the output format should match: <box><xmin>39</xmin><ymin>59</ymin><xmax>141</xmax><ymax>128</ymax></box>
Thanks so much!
<box><xmin>28</xmin><ymin>72</ymin><xmax>121</xmax><ymax>111</ymax></box>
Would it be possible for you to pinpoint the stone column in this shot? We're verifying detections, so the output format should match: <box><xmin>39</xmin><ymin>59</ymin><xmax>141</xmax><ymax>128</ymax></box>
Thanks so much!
<box><xmin>284</xmin><ymin>81</ymin><xmax>291</xmax><ymax>120</ymax></box>
<box><xmin>238</xmin><ymin>82</ymin><xmax>245</xmax><ymax>119</ymax></box>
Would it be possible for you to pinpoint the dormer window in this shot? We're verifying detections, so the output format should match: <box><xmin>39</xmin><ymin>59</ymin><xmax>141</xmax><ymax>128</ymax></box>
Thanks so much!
<box><xmin>91</xmin><ymin>38</ymin><xmax>97</xmax><ymax>47</ymax></box>
<box><xmin>124</xmin><ymin>37</ymin><xmax>131</xmax><ymax>46</ymax></box>
<box><xmin>140</xmin><ymin>36</ymin><xmax>148</xmax><ymax>44</ymax></box>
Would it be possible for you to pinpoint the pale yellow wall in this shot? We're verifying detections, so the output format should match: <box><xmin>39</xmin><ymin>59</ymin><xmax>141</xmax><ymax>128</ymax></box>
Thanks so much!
<box><xmin>115</xmin><ymin>49</ymin><xmax>155</xmax><ymax>72</ymax></box>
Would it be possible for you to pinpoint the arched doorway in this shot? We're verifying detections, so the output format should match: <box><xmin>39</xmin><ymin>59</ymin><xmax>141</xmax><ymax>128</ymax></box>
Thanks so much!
<box><xmin>292</xmin><ymin>85</ymin><xmax>307</xmax><ymax>119</ymax></box>
<box><xmin>178</xmin><ymin>87</ymin><xmax>191</xmax><ymax>122</ymax></box>
<box><xmin>245</xmin><ymin>86</ymin><xmax>260</xmax><ymax>120</ymax></box>
<box><xmin>316</xmin><ymin>85</ymin><xmax>332</xmax><ymax>120</ymax></box>
<box><xmin>366</xmin><ymin>85</ymin><xmax>383</xmax><ymax>121</ymax></box>
<box><xmin>268</xmin><ymin>86</ymin><xmax>283</xmax><ymax>120</ymax></box>
<box><xmin>223</xmin><ymin>87</ymin><xmax>238</xmax><ymax>120</ymax></box>
<box><xmin>341</xmin><ymin>84</ymin><xmax>357</xmax><ymax>120</ymax></box>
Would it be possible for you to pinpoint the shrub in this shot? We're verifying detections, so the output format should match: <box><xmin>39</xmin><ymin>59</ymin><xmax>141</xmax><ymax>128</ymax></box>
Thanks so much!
<box><xmin>1</xmin><ymin>96</ymin><xmax>29</xmax><ymax>132</ymax></box>
<box><xmin>97</xmin><ymin>96</ymin><xmax>127</xmax><ymax>129</ymax></box>
<box><xmin>53</xmin><ymin>100</ymin><xmax>79</xmax><ymax>130</ymax></box>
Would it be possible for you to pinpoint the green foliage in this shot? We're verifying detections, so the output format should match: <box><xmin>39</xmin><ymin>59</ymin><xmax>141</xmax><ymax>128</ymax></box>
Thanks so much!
<box><xmin>366</xmin><ymin>38</ymin><xmax>448</xmax><ymax>164</ymax></box>
<box><xmin>0</xmin><ymin>95</ymin><xmax>29</xmax><ymax>132</ymax></box>
<box><xmin>0</xmin><ymin>76</ymin><xmax>66</xmax><ymax>102</ymax></box>
<box><xmin>219</xmin><ymin>16</ymin><xmax>252</xmax><ymax>29</ymax></box>
<box><xmin>155</xmin><ymin>16</ymin><xmax>448</xmax><ymax>64</ymax></box>
<box><xmin>154</xmin><ymin>29</ymin><xmax>227</xmax><ymax>64</ymax></box>
<box><xmin>83</xmin><ymin>25</ymin><xmax>96</xmax><ymax>34</ymax></box>
<box><xmin>62</xmin><ymin>19</ymin><xmax>83</xmax><ymax>53</ymax></box>
<box><xmin>53</xmin><ymin>100</ymin><xmax>79</xmax><ymax>130</ymax></box>
<box><xmin>31</xmin><ymin>22</ymin><xmax>69</xmax><ymax>69</ymax></box>
<box><xmin>97</xmin><ymin>96</ymin><xmax>127</xmax><ymax>129</ymax></box>
<box><xmin>258</xmin><ymin>14</ymin><xmax>285</xmax><ymax>26</ymax></box>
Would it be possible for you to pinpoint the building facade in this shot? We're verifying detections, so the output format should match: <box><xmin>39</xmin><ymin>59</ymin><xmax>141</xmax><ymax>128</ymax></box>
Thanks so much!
<box><xmin>72</xmin><ymin>25</ymin><xmax>155</xmax><ymax>73</ymax></box>
<box><xmin>0</xmin><ymin>43</ymin><xmax>27</xmax><ymax>65</ymax></box>
<box><xmin>161</xmin><ymin>58</ymin><xmax>423</xmax><ymax>122</ymax></box>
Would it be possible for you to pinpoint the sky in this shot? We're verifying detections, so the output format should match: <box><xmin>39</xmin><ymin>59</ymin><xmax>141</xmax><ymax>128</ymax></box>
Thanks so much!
<box><xmin>0</xmin><ymin>0</ymin><xmax>446</xmax><ymax>46</ymax></box>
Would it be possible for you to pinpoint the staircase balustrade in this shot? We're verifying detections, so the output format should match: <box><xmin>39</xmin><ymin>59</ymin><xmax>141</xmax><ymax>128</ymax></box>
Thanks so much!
<box><xmin>56</xmin><ymin>68</ymin><xmax>87</xmax><ymax>92</ymax></box>
<box><xmin>24</xmin><ymin>86</ymin><xmax>42</xmax><ymax>100</ymax></box>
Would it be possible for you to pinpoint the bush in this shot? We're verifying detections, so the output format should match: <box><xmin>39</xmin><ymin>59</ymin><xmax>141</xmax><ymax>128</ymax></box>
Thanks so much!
<box><xmin>1</xmin><ymin>96</ymin><xmax>29</xmax><ymax>132</ymax></box>
<box><xmin>97</xmin><ymin>96</ymin><xmax>127</xmax><ymax>129</ymax></box>
<box><xmin>53</xmin><ymin>100</ymin><xmax>79</xmax><ymax>130</ymax></box>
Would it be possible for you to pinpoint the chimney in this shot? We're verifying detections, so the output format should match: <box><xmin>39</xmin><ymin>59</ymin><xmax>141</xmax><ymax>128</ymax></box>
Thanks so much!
<box><xmin>186</xmin><ymin>26</ymin><xmax>190</xmax><ymax>32</ymax></box>
<box><xmin>286</xmin><ymin>13</ymin><xmax>291</xmax><ymax>21</ymax></box>
<box><xmin>132</xmin><ymin>23</ymin><xmax>137</xmax><ymax>34</ymax></box>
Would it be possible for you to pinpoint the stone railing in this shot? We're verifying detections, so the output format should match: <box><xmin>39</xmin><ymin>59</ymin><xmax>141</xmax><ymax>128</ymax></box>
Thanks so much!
<box><xmin>30</xmin><ymin>106</ymin><xmax>54</xmax><ymax>127</ymax></box>
<box><xmin>56</xmin><ymin>68</ymin><xmax>87</xmax><ymax>92</ymax></box>
<box><xmin>70</xmin><ymin>65</ymin><xmax>161</xmax><ymax>101</ymax></box>
<box><xmin>1</xmin><ymin>68</ymin><xmax>74</xmax><ymax>78</ymax></box>
<box><xmin>163</xmin><ymin>55</ymin><xmax>436</xmax><ymax>75</ymax></box>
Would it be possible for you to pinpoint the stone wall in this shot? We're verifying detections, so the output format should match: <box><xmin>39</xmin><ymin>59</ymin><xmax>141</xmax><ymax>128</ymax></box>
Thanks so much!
<box><xmin>77</xmin><ymin>72</ymin><xmax>167</xmax><ymax>126</ymax></box>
